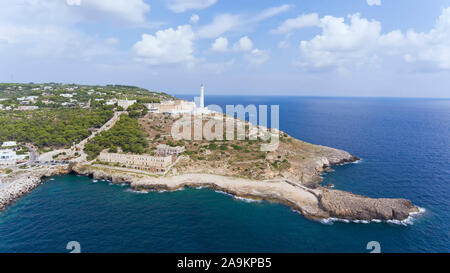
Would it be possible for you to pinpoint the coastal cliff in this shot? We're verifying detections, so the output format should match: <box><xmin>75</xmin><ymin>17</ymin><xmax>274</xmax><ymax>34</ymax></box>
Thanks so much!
<box><xmin>0</xmin><ymin>144</ymin><xmax>419</xmax><ymax>223</ymax></box>
<box><xmin>0</xmin><ymin>166</ymin><xmax>70</xmax><ymax>211</ymax></box>
<box><xmin>71</xmin><ymin>153</ymin><xmax>419</xmax><ymax>222</ymax></box>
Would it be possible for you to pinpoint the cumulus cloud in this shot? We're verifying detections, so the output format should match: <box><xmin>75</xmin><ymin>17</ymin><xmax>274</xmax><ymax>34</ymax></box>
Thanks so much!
<box><xmin>190</xmin><ymin>14</ymin><xmax>200</xmax><ymax>24</ymax></box>
<box><xmin>402</xmin><ymin>7</ymin><xmax>450</xmax><ymax>70</ymax></box>
<box><xmin>133</xmin><ymin>25</ymin><xmax>195</xmax><ymax>65</ymax></box>
<box><xmin>167</xmin><ymin>0</ymin><xmax>217</xmax><ymax>13</ymax></box>
<box><xmin>197</xmin><ymin>4</ymin><xmax>291</xmax><ymax>38</ymax></box>
<box><xmin>299</xmin><ymin>13</ymin><xmax>382</xmax><ymax>70</ymax></box>
<box><xmin>272</xmin><ymin>13</ymin><xmax>320</xmax><ymax>34</ymax></box>
<box><xmin>211</xmin><ymin>37</ymin><xmax>229</xmax><ymax>52</ymax></box>
<box><xmin>0</xmin><ymin>0</ymin><xmax>122</xmax><ymax>58</ymax></box>
<box><xmin>233</xmin><ymin>36</ymin><xmax>253</xmax><ymax>52</ymax></box>
<box><xmin>297</xmin><ymin>8</ymin><xmax>450</xmax><ymax>71</ymax></box>
<box><xmin>367</xmin><ymin>0</ymin><xmax>381</xmax><ymax>6</ymax></box>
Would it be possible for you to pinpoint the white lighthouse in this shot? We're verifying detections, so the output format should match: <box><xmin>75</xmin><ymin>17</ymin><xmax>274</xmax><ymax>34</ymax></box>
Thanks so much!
<box><xmin>200</xmin><ymin>84</ymin><xmax>205</xmax><ymax>109</ymax></box>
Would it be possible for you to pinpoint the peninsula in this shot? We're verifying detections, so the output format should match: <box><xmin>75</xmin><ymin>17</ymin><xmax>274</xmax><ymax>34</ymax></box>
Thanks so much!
<box><xmin>0</xmin><ymin>83</ymin><xmax>420</xmax><ymax>223</ymax></box>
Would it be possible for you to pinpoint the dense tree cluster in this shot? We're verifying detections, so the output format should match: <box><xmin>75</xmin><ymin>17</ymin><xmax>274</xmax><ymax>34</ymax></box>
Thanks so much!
<box><xmin>0</xmin><ymin>108</ymin><xmax>113</xmax><ymax>149</ymax></box>
<box><xmin>127</xmin><ymin>102</ymin><xmax>148</xmax><ymax>118</ymax></box>
<box><xmin>84</xmin><ymin>115</ymin><xmax>148</xmax><ymax>159</ymax></box>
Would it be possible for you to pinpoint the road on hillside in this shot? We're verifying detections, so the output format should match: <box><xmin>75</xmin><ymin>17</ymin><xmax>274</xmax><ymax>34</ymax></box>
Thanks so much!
<box><xmin>25</xmin><ymin>144</ymin><xmax>39</xmax><ymax>165</ymax></box>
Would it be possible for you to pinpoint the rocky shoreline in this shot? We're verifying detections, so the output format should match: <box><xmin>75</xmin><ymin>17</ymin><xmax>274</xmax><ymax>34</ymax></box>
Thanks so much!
<box><xmin>0</xmin><ymin>166</ymin><xmax>71</xmax><ymax>212</ymax></box>
<box><xmin>0</xmin><ymin>151</ymin><xmax>420</xmax><ymax>223</ymax></box>
<box><xmin>71</xmin><ymin>157</ymin><xmax>420</xmax><ymax>222</ymax></box>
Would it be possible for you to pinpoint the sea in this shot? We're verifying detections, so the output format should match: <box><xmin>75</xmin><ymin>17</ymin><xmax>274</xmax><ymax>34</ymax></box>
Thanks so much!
<box><xmin>0</xmin><ymin>96</ymin><xmax>449</xmax><ymax>253</ymax></box>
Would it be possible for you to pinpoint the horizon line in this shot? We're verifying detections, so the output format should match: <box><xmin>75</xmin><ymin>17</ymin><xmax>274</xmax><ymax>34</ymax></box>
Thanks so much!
<box><xmin>172</xmin><ymin>93</ymin><xmax>450</xmax><ymax>100</ymax></box>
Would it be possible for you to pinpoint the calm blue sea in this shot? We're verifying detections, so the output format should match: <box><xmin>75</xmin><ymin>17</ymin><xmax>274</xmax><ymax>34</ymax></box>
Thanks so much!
<box><xmin>0</xmin><ymin>96</ymin><xmax>449</xmax><ymax>253</ymax></box>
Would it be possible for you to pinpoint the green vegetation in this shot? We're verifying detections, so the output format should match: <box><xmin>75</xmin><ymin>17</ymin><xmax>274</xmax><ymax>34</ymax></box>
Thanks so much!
<box><xmin>0</xmin><ymin>83</ymin><xmax>175</xmax><ymax>109</ymax></box>
<box><xmin>127</xmin><ymin>102</ymin><xmax>148</xmax><ymax>118</ymax></box>
<box><xmin>84</xmin><ymin>115</ymin><xmax>148</xmax><ymax>159</ymax></box>
<box><xmin>0</xmin><ymin>108</ymin><xmax>113</xmax><ymax>149</ymax></box>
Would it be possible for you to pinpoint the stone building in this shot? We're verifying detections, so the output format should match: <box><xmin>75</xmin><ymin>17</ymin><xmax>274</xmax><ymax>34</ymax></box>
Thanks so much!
<box><xmin>98</xmin><ymin>152</ymin><xmax>172</xmax><ymax>172</ymax></box>
<box><xmin>17</xmin><ymin>106</ymin><xmax>39</xmax><ymax>111</ymax></box>
<box><xmin>158</xmin><ymin>100</ymin><xmax>196</xmax><ymax>114</ymax></box>
<box><xmin>156</xmin><ymin>144</ymin><xmax>185</xmax><ymax>157</ymax></box>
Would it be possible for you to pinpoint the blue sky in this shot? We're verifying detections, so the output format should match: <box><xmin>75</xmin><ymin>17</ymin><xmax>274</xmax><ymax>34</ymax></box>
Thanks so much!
<box><xmin>1</xmin><ymin>0</ymin><xmax>450</xmax><ymax>97</ymax></box>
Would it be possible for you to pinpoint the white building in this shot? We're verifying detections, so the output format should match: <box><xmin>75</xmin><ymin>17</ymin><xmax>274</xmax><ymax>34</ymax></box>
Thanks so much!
<box><xmin>158</xmin><ymin>100</ymin><xmax>197</xmax><ymax>114</ymax></box>
<box><xmin>0</xmin><ymin>149</ymin><xmax>18</xmax><ymax>165</ymax></box>
<box><xmin>60</xmin><ymin>93</ymin><xmax>74</xmax><ymax>98</ymax></box>
<box><xmin>200</xmin><ymin>84</ymin><xmax>205</xmax><ymax>108</ymax></box>
<box><xmin>106</xmin><ymin>98</ymin><xmax>118</xmax><ymax>105</ymax></box>
<box><xmin>118</xmin><ymin>99</ymin><xmax>136</xmax><ymax>110</ymax></box>
<box><xmin>98</xmin><ymin>152</ymin><xmax>172</xmax><ymax>172</ymax></box>
<box><xmin>2</xmin><ymin>141</ymin><xmax>17</xmax><ymax>147</ymax></box>
<box><xmin>144</xmin><ymin>103</ymin><xmax>160</xmax><ymax>113</ymax></box>
<box><xmin>156</xmin><ymin>144</ymin><xmax>185</xmax><ymax>157</ymax></box>
<box><xmin>17</xmin><ymin>96</ymin><xmax>38</xmax><ymax>102</ymax></box>
<box><xmin>17</xmin><ymin>106</ymin><xmax>39</xmax><ymax>111</ymax></box>
<box><xmin>193</xmin><ymin>84</ymin><xmax>211</xmax><ymax>114</ymax></box>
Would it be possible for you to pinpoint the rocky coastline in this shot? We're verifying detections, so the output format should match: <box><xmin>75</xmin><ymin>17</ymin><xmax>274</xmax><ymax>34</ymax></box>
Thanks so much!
<box><xmin>70</xmin><ymin>156</ymin><xmax>420</xmax><ymax>222</ymax></box>
<box><xmin>0</xmin><ymin>150</ymin><xmax>420</xmax><ymax>223</ymax></box>
<box><xmin>0</xmin><ymin>166</ymin><xmax>70</xmax><ymax>212</ymax></box>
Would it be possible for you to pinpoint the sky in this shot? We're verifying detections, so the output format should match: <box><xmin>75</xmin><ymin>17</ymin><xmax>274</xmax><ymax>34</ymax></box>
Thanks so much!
<box><xmin>1</xmin><ymin>0</ymin><xmax>450</xmax><ymax>98</ymax></box>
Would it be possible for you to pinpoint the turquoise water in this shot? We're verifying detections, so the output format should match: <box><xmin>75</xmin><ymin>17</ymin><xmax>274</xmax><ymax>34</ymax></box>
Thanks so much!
<box><xmin>0</xmin><ymin>96</ymin><xmax>449</xmax><ymax>253</ymax></box>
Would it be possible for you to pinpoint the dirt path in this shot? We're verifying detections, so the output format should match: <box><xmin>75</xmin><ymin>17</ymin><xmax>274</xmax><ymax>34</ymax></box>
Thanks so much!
<box><xmin>38</xmin><ymin>111</ymin><xmax>124</xmax><ymax>163</ymax></box>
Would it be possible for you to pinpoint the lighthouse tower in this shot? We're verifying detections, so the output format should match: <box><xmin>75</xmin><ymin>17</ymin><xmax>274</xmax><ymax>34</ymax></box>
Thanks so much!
<box><xmin>200</xmin><ymin>84</ymin><xmax>205</xmax><ymax>108</ymax></box>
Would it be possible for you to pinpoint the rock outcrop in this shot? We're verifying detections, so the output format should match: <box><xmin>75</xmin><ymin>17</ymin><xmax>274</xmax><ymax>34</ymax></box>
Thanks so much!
<box><xmin>319</xmin><ymin>189</ymin><xmax>419</xmax><ymax>221</ymax></box>
<box><xmin>70</xmin><ymin>163</ymin><xmax>420</xmax><ymax>222</ymax></box>
<box><xmin>1</xmin><ymin>144</ymin><xmax>420</xmax><ymax>224</ymax></box>
<box><xmin>0</xmin><ymin>166</ymin><xmax>70</xmax><ymax>211</ymax></box>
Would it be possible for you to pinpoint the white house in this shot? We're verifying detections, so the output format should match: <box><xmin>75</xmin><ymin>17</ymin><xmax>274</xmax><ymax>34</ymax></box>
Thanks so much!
<box><xmin>17</xmin><ymin>106</ymin><xmax>39</xmax><ymax>111</ymax></box>
<box><xmin>60</xmin><ymin>93</ymin><xmax>74</xmax><ymax>98</ymax></box>
<box><xmin>118</xmin><ymin>99</ymin><xmax>136</xmax><ymax>110</ymax></box>
<box><xmin>106</xmin><ymin>99</ymin><xmax>118</xmax><ymax>105</ymax></box>
<box><xmin>2</xmin><ymin>141</ymin><xmax>17</xmax><ymax>147</ymax></box>
<box><xmin>0</xmin><ymin>149</ymin><xmax>18</xmax><ymax>165</ymax></box>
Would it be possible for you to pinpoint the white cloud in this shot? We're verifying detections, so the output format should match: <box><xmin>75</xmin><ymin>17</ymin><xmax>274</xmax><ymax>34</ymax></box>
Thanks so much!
<box><xmin>367</xmin><ymin>0</ymin><xmax>381</xmax><ymax>6</ymax></box>
<box><xmin>402</xmin><ymin>7</ymin><xmax>450</xmax><ymax>70</ymax></box>
<box><xmin>167</xmin><ymin>0</ymin><xmax>217</xmax><ymax>13</ymax></box>
<box><xmin>133</xmin><ymin>25</ymin><xmax>195</xmax><ymax>65</ymax></box>
<box><xmin>245</xmin><ymin>49</ymin><xmax>270</xmax><ymax>66</ymax></box>
<box><xmin>197</xmin><ymin>4</ymin><xmax>291</xmax><ymax>38</ymax></box>
<box><xmin>298</xmin><ymin>8</ymin><xmax>450</xmax><ymax>71</ymax></box>
<box><xmin>233</xmin><ymin>36</ymin><xmax>253</xmax><ymax>52</ymax></box>
<box><xmin>272</xmin><ymin>13</ymin><xmax>320</xmax><ymax>34</ymax></box>
<box><xmin>211</xmin><ymin>37</ymin><xmax>229</xmax><ymax>52</ymax></box>
<box><xmin>0</xmin><ymin>0</ymin><xmax>121</xmax><ymax>59</ymax></box>
<box><xmin>248</xmin><ymin>4</ymin><xmax>292</xmax><ymax>23</ymax></box>
<box><xmin>299</xmin><ymin>14</ymin><xmax>381</xmax><ymax>70</ymax></box>
<box><xmin>190</xmin><ymin>14</ymin><xmax>200</xmax><ymax>24</ymax></box>
<box><xmin>66</xmin><ymin>0</ymin><xmax>151</xmax><ymax>24</ymax></box>
<box><xmin>197</xmin><ymin>13</ymin><xmax>241</xmax><ymax>38</ymax></box>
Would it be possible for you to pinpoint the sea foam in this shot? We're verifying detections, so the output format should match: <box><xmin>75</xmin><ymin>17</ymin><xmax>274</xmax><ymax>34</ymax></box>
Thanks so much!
<box><xmin>320</xmin><ymin>207</ymin><xmax>426</xmax><ymax>226</ymax></box>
